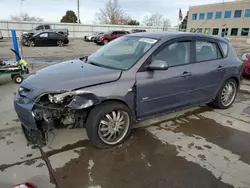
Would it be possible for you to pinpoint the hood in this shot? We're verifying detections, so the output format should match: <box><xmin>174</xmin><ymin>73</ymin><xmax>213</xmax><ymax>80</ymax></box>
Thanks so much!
<box><xmin>22</xmin><ymin>60</ymin><xmax>122</xmax><ymax>93</ymax></box>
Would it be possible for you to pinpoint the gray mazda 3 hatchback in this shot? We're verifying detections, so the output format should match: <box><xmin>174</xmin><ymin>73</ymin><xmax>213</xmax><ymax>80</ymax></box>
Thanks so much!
<box><xmin>14</xmin><ymin>32</ymin><xmax>242</xmax><ymax>148</ymax></box>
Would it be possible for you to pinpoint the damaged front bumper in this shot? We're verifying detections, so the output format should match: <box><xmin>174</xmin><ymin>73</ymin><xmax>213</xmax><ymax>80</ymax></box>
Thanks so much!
<box><xmin>14</xmin><ymin>90</ymin><xmax>99</xmax><ymax>147</ymax></box>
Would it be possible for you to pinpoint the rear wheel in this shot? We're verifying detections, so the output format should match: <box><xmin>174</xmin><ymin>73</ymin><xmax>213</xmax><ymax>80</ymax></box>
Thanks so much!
<box><xmin>212</xmin><ymin>78</ymin><xmax>238</xmax><ymax>109</ymax></box>
<box><xmin>86</xmin><ymin>102</ymin><xmax>132</xmax><ymax>149</ymax></box>
<box><xmin>13</xmin><ymin>75</ymin><xmax>23</xmax><ymax>84</ymax></box>
<box><xmin>103</xmin><ymin>39</ymin><xmax>109</xmax><ymax>45</ymax></box>
<box><xmin>57</xmin><ymin>40</ymin><xmax>64</xmax><ymax>47</ymax></box>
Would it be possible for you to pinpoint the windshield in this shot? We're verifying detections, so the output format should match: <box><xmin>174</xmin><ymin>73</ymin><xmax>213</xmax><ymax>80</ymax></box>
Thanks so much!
<box><xmin>87</xmin><ymin>36</ymin><xmax>158</xmax><ymax>70</ymax></box>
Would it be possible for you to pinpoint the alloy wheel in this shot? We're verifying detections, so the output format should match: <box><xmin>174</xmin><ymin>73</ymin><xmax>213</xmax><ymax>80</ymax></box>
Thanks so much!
<box><xmin>57</xmin><ymin>41</ymin><xmax>64</xmax><ymax>47</ymax></box>
<box><xmin>221</xmin><ymin>81</ymin><xmax>237</xmax><ymax>107</ymax></box>
<box><xmin>98</xmin><ymin>110</ymin><xmax>130</xmax><ymax>145</ymax></box>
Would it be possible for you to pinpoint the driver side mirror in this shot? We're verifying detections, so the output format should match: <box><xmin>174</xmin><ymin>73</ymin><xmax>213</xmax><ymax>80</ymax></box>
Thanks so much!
<box><xmin>147</xmin><ymin>59</ymin><xmax>169</xmax><ymax>70</ymax></box>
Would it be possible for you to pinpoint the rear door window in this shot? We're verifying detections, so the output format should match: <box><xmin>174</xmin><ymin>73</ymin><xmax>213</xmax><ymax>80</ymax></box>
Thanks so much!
<box><xmin>49</xmin><ymin>32</ymin><xmax>60</xmax><ymax>38</ymax></box>
<box><xmin>195</xmin><ymin>41</ymin><xmax>221</xmax><ymax>62</ymax></box>
<box><xmin>44</xmin><ymin>25</ymin><xmax>50</xmax><ymax>29</ymax></box>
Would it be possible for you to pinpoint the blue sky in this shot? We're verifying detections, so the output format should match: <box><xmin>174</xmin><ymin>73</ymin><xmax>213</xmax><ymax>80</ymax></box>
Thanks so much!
<box><xmin>0</xmin><ymin>0</ymin><xmax>233</xmax><ymax>26</ymax></box>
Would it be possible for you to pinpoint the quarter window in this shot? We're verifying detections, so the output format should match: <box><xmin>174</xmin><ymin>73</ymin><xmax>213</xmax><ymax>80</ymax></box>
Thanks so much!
<box><xmin>219</xmin><ymin>42</ymin><xmax>228</xmax><ymax>57</ymax></box>
<box><xmin>224</xmin><ymin>10</ymin><xmax>232</xmax><ymax>18</ymax></box>
<box><xmin>199</xmin><ymin>13</ymin><xmax>205</xmax><ymax>20</ymax></box>
<box><xmin>234</xmin><ymin>10</ymin><xmax>242</xmax><ymax>18</ymax></box>
<box><xmin>152</xmin><ymin>41</ymin><xmax>191</xmax><ymax>67</ymax></box>
<box><xmin>195</xmin><ymin>41</ymin><xmax>220</xmax><ymax>62</ymax></box>
<box><xmin>215</xmin><ymin>11</ymin><xmax>222</xmax><ymax>19</ymax></box>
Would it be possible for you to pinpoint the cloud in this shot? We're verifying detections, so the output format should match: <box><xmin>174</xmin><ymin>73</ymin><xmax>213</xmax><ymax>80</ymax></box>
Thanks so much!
<box><xmin>0</xmin><ymin>0</ymin><xmax>235</xmax><ymax>25</ymax></box>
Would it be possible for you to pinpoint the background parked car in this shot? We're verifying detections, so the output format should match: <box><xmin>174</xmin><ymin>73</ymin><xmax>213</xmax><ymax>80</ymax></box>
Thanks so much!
<box><xmin>22</xmin><ymin>24</ymin><xmax>69</xmax><ymax>36</ymax></box>
<box><xmin>131</xmin><ymin>29</ymin><xmax>146</xmax><ymax>33</ymax></box>
<box><xmin>242</xmin><ymin>53</ymin><xmax>250</xmax><ymax>77</ymax></box>
<box><xmin>94</xmin><ymin>30</ymin><xmax>129</xmax><ymax>45</ymax></box>
<box><xmin>0</xmin><ymin>31</ymin><xmax>3</xmax><ymax>40</ymax></box>
<box><xmin>23</xmin><ymin>31</ymin><xmax>69</xmax><ymax>47</ymax></box>
<box><xmin>84</xmin><ymin>32</ymin><xmax>104</xmax><ymax>42</ymax></box>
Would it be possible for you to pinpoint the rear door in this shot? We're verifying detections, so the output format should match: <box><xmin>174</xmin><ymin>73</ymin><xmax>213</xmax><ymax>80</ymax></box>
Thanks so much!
<box><xmin>110</xmin><ymin>31</ymin><xmax>118</xmax><ymax>40</ymax></box>
<box><xmin>188</xmin><ymin>38</ymin><xmax>227</xmax><ymax>105</ymax></box>
<box><xmin>48</xmin><ymin>32</ymin><xmax>60</xmax><ymax>46</ymax></box>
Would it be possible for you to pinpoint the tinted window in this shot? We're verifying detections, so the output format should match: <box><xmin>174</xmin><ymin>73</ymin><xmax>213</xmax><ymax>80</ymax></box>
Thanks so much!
<box><xmin>152</xmin><ymin>41</ymin><xmax>191</xmax><ymax>67</ymax></box>
<box><xmin>192</xmin><ymin>14</ymin><xmax>197</xmax><ymax>20</ymax></box>
<box><xmin>231</xmin><ymin>28</ymin><xmax>238</xmax><ymax>36</ymax></box>
<box><xmin>196</xmin><ymin>41</ymin><xmax>219</xmax><ymax>62</ymax></box>
<box><xmin>117</xmin><ymin>31</ymin><xmax>125</xmax><ymax>34</ymax></box>
<box><xmin>244</xmin><ymin>9</ymin><xmax>250</xmax><ymax>17</ymax></box>
<box><xmin>39</xmin><ymin>33</ymin><xmax>48</xmax><ymax>38</ymax></box>
<box><xmin>212</xmin><ymin>28</ymin><xmax>219</xmax><ymax>35</ymax></box>
<box><xmin>215</xmin><ymin>11</ymin><xmax>222</xmax><ymax>19</ymax></box>
<box><xmin>199</xmin><ymin>13</ymin><xmax>205</xmax><ymax>20</ymax></box>
<box><xmin>112</xmin><ymin>31</ymin><xmax>117</xmax><ymax>35</ymax></box>
<box><xmin>219</xmin><ymin>42</ymin><xmax>228</xmax><ymax>57</ymax></box>
<box><xmin>44</xmin><ymin>25</ymin><xmax>50</xmax><ymax>29</ymax></box>
<box><xmin>234</xmin><ymin>10</ymin><xmax>242</xmax><ymax>18</ymax></box>
<box><xmin>207</xmin><ymin>12</ymin><xmax>213</xmax><ymax>19</ymax></box>
<box><xmin>49</xmin><ymin>32</ymin><xmax>60</xmax><ymax>37</ymax></box>
<box><xmin>36</xmin><ymin>25</ymin><xmax>43</xmax><ymax>30</ymax></box>
<box><xmin>241</xmin><ymin>28</ymin><xmax>249</xmax><ymax>36</ymax></box>
<box><xmin>224</xmin><ymin>10</ymin><xmax>232</xmax><ymax>18</ymax></box>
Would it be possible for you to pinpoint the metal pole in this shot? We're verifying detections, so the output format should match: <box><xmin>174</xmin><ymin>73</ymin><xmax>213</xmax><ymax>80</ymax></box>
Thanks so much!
<box><xmin>19</xmin><ymin>0</ymin><xmax>24</xmax><ymax>58</ymax></box>
<box><xmin>77</xmin><ymin>0</ymin><xmax>80</xmax><ymax>23</ymax></box>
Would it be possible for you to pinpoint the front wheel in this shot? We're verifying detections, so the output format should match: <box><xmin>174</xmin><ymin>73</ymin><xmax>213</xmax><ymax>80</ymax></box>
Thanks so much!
<box><xmin>86</xmin><ymin>102</ymin><xmax>132</xmax><ymax>149</ymax></box>
<box><xmin>103</xmin><ymin>39</ymin><xmax>109</xmax><ymax>45</ymax></box>
<box><xmin>212</xmin><ymin>79</ymin><xmax>238</xmax><ymax>109</ymax></box>
<box><xmin>13</xmin><ymin>75</ymin><xmax>23</xmax><ymax>84</ymax></box>
<box><xmin>29</xmin><ymin>41</ymin><xmax>35</xmax><ymax>47</ymax></box>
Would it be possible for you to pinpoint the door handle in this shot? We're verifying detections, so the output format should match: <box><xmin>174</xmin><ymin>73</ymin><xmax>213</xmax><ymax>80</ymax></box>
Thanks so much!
<box><xmin>180</xmin><ymin>71</ymin><xmax>192</xmax><ymax>78</ymax></box>
<box><xmin>217</xmin><ymin>65</ymin><xmax>225</xmax><ymax>71</ymax></box>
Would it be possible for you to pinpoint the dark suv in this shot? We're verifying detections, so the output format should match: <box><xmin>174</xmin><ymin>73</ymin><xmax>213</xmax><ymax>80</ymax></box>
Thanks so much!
<box><xmin>95</xmin><ymin>31</ymin><xmax>129</xmax><ymax>45</ymax></box>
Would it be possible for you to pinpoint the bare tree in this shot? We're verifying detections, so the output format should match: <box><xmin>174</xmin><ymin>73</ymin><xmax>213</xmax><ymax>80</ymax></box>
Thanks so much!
<box><xmin>143</xmin><ymin>13</ymin><xmax>171</xmax><ymax>30</ymax></box>
<box><xmin>95</xmin><ymin>0</ymin><xmax>130</xmax><ymax>25</ymax></box>
<box><xmin>10</xmin><ymin>13</ymin><xmax>44</xmax><ymax>22</ymax></box>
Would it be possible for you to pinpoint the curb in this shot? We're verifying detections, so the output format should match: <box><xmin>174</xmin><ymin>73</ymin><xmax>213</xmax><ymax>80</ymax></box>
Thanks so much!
<box><xmin>240</xmin><ymin>85</ymin><xmax>250</xmax><ymax>94</ymax></box>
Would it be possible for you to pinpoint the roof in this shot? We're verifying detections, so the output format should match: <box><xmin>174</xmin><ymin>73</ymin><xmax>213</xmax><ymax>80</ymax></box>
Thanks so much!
<box><xmin>128</xmin><ymin>32</ymin><xmax>228</xmax><ymax>42</ymax></box>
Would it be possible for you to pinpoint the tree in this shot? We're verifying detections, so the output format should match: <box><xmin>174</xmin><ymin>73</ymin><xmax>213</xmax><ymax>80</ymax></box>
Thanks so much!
<box><xmin>128</xmin><ymin>19</ymin><xmax>140</xmax><ymax>25</ymax></box>
<box><xmin>95</xmin><ymin>0</ymin><xmax>129</xmax><ymax>25</ymax></box>
<box><xmin>10</xmin><ymin>13</ymin><xmax>44</xmax><ymax>22</ymax></box>
<box><xmin>143</xmin><ymin>13</ymin><xmax>171</xmax><ymax>30</ymax></box>
<box><xmin>60</xmin><ymin>10</ymin><xmax>78</xmax><ymax>23</ymax></box>
<box><xmin>179</xmin><ymin>11</ymin><xmax>188</xmax><ymax>31</ymax></box>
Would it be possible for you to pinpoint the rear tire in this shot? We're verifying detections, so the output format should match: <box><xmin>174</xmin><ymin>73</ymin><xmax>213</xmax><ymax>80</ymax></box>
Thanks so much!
<box><xmin>211</xmin><ymin>78</ymin><xmax>238</xmax><ymax>109</ymax></box>
<box><xmin>57</xmin><ymin>40</ymin><xmax>64</xmax><ymax>47</ymax></box>
<box><xmin>86</xmin><ymin>101</ymin><xmax>132</xmax><ymax>149</ymax></box>
<box><xmin>103</xmin><ymin>39</ymin><xmax>109</xmax><ymax>45</ymax></box>
<box><xmin>13</xmin><ymin>75</ymin><xmax>23</xmax><ymax>84</ymax></box>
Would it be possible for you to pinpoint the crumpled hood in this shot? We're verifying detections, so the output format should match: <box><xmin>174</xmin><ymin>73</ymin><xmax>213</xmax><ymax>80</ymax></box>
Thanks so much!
<box><xmin>22</xmin><ymin>60</ymin><xmax>122</xmax><ymax>95</ymax></box>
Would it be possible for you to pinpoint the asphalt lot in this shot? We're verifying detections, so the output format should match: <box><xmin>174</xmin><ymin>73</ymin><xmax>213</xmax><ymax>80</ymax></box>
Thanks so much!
<box><xmin>1</xmin><ymin>38</ymin><xmax>250</xmax><ymax>188</ymax></box>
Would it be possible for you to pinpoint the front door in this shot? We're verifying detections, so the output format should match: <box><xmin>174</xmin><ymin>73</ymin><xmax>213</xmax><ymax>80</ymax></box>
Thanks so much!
<box><xmin>136</xmin><ymin>39</ymin><xmax>194</xmax><ymax>118</ymax></box>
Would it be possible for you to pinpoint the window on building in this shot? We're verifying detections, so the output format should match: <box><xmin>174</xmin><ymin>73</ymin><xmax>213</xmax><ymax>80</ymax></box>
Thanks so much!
<box><xmin>222</xmin><ymin>28</ymin><xmax>229</xmax><ymax>36</ymax></box>
<box><xmin>199</xmin><ymin>13</ymin><xmax>205</xmax><ymax>20</ymax></box>
<box><xmin>196</xmin><ymin>41</ymin><xmax>219</xmax><ymax>62</ymax></box>
<box><xmin>224</xmin><ymin>10</ymin><xmax>232</xmax><ymax>18</ymax></box>
<box><xmin>245</xmin><ymin>9</ymin><xmax>250</xmax><ymax>17</ymax></box>
<box><xmin>190</xmin><ymin>28</ymin><xmax>196</xmax><ymax>32</ymax></box>
<box><xmin>231</xmin><ymin>28</ymin><xmax>238</xmax><ymax>36</ymax></box>
<box><xmin>234</xmin><ymin>10</ymin><xmax>242</xmax><ymax>18</ymax></box>
<box><xmin>212</xmin><ymin>28</ymin><xmax>219</xmax><ymax>35</ymax></box>
<box><xmin>192</xmin><ymin>13</ymin><xmax>197</xmax><ymax>20</ymax></box>
<box><xmin>215</xmin><ymin>11</ymin><xmax>222</xmax><ymax>19</ymax></box>
<box><xmin>241</xmin><ymin>28</ymin><xmax>249</xmax><ymax>36</ymax></box>
<box><xmin>207</xmin><ymin>12</ymin><xmax>213</xmax><ymax>19</ymax></box>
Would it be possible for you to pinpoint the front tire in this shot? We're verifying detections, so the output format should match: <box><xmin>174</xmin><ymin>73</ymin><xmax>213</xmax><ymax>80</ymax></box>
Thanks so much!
<box><xmin>29</xmin><ymin>41</ymin><xmax>35</xmax><ymax>47</ymax></box>
<box><xmin>13</xmin><ymin>75</ymin><xmax>23</xmax><ymax>84</ymax></box>
<box><xmin>103</xmin><ymin>39</ymin><xmax>109</xmax><ymax>45</ymax></box>
<box><xmin>86</xmin><ymin>101</ymin><xmax>132</xmax><ymax>149</ymax></box>
<box><xmin>212</xmin><ymin>78</ymin><xmax>238</xmax><ymax>109</ymax></box>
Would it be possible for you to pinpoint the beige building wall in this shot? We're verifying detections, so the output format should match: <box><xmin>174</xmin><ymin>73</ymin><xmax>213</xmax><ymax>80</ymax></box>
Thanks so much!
<box><xmin>187</xmin><ymin>0</ymin><xmax>250</xmax><ymax>37</ymax></box>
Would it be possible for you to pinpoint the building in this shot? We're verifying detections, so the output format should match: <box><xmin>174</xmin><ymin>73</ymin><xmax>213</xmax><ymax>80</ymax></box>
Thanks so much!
<box><xmin>187</xmin><ymin>0</ymin><xmax>250</xmax><ymax>37</ymax></box>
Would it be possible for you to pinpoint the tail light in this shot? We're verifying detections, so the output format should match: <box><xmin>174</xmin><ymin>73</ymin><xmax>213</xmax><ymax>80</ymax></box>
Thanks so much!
<box><xmin>14</xmin><ymin>182</ymin><xmax>37</xmax><ymax>188</ymax></box>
